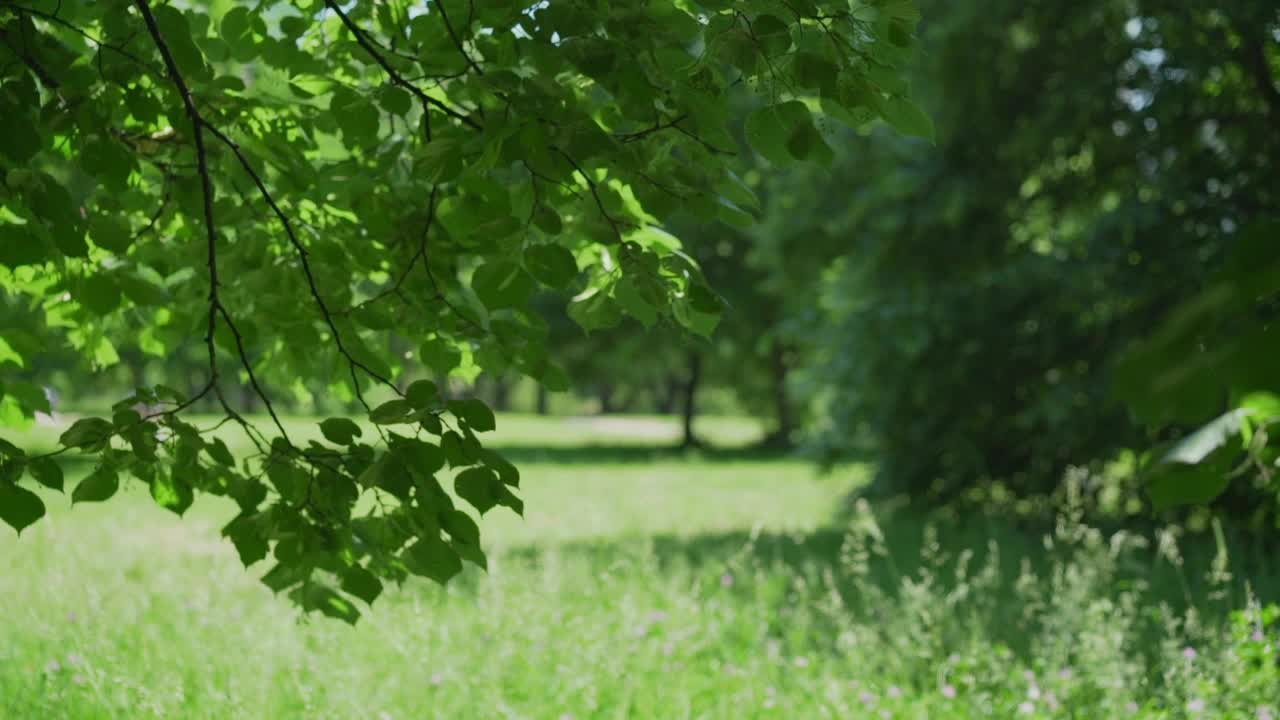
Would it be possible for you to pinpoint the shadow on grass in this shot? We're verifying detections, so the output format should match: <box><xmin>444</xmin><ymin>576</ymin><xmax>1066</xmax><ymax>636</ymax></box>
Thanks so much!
<box><xmin>489</xmin><ymin>510</ymin><xmax>1280</xmax><ymax>661</ymax></box>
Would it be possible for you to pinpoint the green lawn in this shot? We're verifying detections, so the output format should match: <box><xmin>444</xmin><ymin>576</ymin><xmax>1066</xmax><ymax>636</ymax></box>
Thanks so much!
<box><xmin>2</xmin><ymin>414</ymin><xmax>1278</xmax><ymax>719</ymax></box>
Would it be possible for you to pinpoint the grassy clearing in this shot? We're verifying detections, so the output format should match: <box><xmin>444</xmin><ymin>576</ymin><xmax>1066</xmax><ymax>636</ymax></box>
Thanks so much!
<box><xmin>1</xmin><ymin>415</ymin><xmax>1278</xmax><ymax>719</ymax></box>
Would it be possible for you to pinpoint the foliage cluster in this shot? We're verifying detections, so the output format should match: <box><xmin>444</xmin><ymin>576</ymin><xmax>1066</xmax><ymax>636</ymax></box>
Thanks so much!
<box><xmin>757</xmin><ymin>0</ymin><xmax>1280</xmax><ymax>514</ymax></box>
<box><xmin>0</xmin><ymin>0</ymin><xmax>929</xmax><ymax>617</ymax></box>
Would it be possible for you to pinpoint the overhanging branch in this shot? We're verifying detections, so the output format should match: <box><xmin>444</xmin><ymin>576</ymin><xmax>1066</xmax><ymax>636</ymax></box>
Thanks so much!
<box><xmin>323</xmin><ymin>0</ymin><xmax>483</xmax><ymax>135</ymax></box>
<box><xmin>134</xmin><ymin>0</ymin><xmax>290</xmax><ymax>444</ymax></box>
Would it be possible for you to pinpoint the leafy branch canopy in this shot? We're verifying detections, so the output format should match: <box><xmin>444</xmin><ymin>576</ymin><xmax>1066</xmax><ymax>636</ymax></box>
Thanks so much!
<box><xmin>0</xmin><ymin>0</ymin><xmax>924</xmax><ymax>622</ymax></box>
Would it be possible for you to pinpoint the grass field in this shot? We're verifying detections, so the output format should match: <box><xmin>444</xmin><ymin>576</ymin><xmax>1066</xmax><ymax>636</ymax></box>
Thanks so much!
<box><xmin>2</xmin><ymin>414</ymin><xmax>1278</xmax><ymax>719</ymax></box>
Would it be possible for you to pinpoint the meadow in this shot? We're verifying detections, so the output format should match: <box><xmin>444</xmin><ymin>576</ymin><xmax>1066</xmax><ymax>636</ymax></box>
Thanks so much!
<box><xmin>2</xmin><ymin>414</ymin><xmax>1278</xmax><ymax>719</ymax></box>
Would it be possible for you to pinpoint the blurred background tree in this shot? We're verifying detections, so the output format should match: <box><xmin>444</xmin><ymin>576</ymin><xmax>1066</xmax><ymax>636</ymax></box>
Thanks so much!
<box><xmin>749</xmin><ymin>0</ymin><xmax>1280</xmax><ymax>518</ymax></box>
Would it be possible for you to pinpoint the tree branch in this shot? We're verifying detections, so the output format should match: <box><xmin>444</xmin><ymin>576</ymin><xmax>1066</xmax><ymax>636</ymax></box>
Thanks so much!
<box><xmin>414</xmin><ymin>190</ymin><xmax>489</xmax><ymax>337</ymax></box>
<box><xmin>201</xmin><ymin>123</ymin><xmax>405</xmax><ymax>399</ymax></box>
<box><xmin>431</xmin><ymin>0</ymin><xmax>483</xmax><ymax>76</ymax></box>
<box><xmin>12</xmin><ymin>3</ymin><xmax>163</xmax><ymax>79</ymax></box>
<box><xmin>134</xmin><ymin>0</ymin><xmax>290</xmax><ymax>444</ymax></box>
<box><xmin>553</xmin><ymin>147</ymin><xmax>628</xmax><ymax>243</ymax></box>
<box><xmin>0</xmin><ymin>27</ymin><xmax>59</xmax><ymax>88</ymax></box>
<box><xmin>322</xmin><ymin>0</ymin><xmax>482</xmax><ymax>134</ymax></box>
<box><xmin>131</xmin><ymin>0</ymin><xmax>219</xmax><ymax>381</ymax></box>
<box><xmin>617</xmin><ymin>114</ymin><xmax>689</xmax><ymax>143</ymax></box>
<box><xmin>1240</xmin><ymin>35</ymin><xmax>1280</xmax><ymax>117</ymax></box>
<box><xmin>335</xmin><ymin>186</ymin><xmax>439</xmax><ymax>316</ymax></box>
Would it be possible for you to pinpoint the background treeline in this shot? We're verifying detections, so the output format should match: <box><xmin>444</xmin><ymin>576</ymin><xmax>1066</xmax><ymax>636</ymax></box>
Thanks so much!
<box><xmin>9</xmin><ymin>0</ymin><xmax>1278</xmax><ymax>525</ymax></box>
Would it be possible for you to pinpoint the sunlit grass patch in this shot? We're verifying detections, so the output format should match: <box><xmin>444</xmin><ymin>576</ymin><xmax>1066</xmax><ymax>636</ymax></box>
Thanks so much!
<box><xmin>1</xmin><ymin>415</ymin><xmax>1277</xmax><ymax>719</ymax></box>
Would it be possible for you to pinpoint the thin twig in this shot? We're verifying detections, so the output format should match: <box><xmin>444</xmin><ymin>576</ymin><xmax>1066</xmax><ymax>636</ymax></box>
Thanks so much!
<box><xmin>201</xmin><ymin>123</ymin><xmax>404</xmax><ymax>398</ymax></box>
<box><xmin>336</xmin><ymin>186</ymin><xmax>440</xmax><ymax>316</ymax></box>
<box><xmin>431</xmin><ymin>0</ymin><xmax>483</xmax><ymax>76</ymax></box>
<box><xmin>132</xmin><ymin>0</ymin><xmax>220</xmax><ymax>387</ymax></box>
<box><xmin>135</xmin><ymin>0</ymin><xmax>290</xmax><ymax>444</ymax></box>
<box><xmin>11</xmin><ymin>3</ymin><xmax>163</xmax><ymax>78</ymax></box>
<box><xmin>323</xmin><ymin>0</ymin><xmax>482</xmax><ymax>134</ymax></box>
<box><xmin>617</xmin><ymin>114</ymin><xmax>689</xmax><ymax>143</ymax></box>
<box><xmin>0</xmin><ymin>28</ymin><xmax>59</xmax><ymax>88</ymax></box>
<box><xmin>553</xmin><ymin>147</ymin><xmax>627</xmax><ymax>243</ymax></box>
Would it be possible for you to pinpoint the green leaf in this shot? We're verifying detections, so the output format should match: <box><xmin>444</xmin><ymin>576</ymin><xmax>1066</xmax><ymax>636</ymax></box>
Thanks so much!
<box><xmin>340</xmin><ymin>565</ymin><xmax>384</xmax><ymax>605</ymax></box>
<box><xmin>524</xmin><ymin>244</ymin><xmax>579</xmax><ymax>289</ymax></box>
<box><xmin>1240</xmin><ymin>392</ymin><xmax>1280</xmax><ymax>420</ymax></box>
<box><xmin>206</xmin><ymin>437</ymin><xmax>236</xmax><ymax>467</ymax></box>
<box><xmin>296</xmin><ymin>583</ymin><xmax>361</xmax><ymax>625</ymax></box>
<box><xmin>613</xmin><ymin>277</ymin><xmax>657</xmax><ymax>328</ymax></box>
<box><xmin>673</xmin><ymin>295</ymin><xmax>721</xmax><ymax>338</ymax></box>
<box><xmin>370</xmin><ymin>399</ymin><xmax>414</xmax><ymax>425</ymax></box>
<box><xmin>116</xmin><ymin>273</ymin><xmax>169</xmax><ymax>306</ymax></box>
<box><xmin>28</xmin><ymin>457</ymin><xmax>64</xmax><ymax>492</ymax></box>
<box><xmin>715</xmin><ymin>197</ymin><xmax>756</xmax><ymax>228</ymax></box>
<box><xmin>752</xmin><ymin>14</ymin><xmax>793</xmax><ymax>55</ymax></box>
<box><xmin>447</xmin><ymin>398</ymin><xmax>496</xmax><ymax>432</ymax></box>
<box><xmin>879</xmin><ymin>96</ymin><xmax>935</xmax><ymax>142</ymax></box>
<box><xmin>223</xmin><ymin>514</ymin><xmax>269</xmax><ymax>567</ymax></box>
<box><xmin>472</xmin><ymin>261</ymin><xmax>535</xmax><ymax>310</ymax></box>
<box><xmin>440</xmin><ymin>431</ymin><xmax>469</xmax><ymax>467</ymax></box>
<box><xmin>151</xmin><ymin>467</ymin><xmax>195</xmax><ymax>515</ymax></box>
<box><xmin>268</xmin><ymin>457</ymin><xmax>308</xmax><ymax>504</ymax></box>
<box><xmin>1145</xmin><ymin>410</ymin><xmax>1248</xmax><ymax>510</ymax></box>
<box><xmin>320</xmin><ymin>417</ymin><xmax>363</xmax><ymax>445</ymax></box>
<box><xmin>261</xmin><ymin>562</ymin><xmax>310</xmax><ymax>594</ymax></box>
<box><xmin>152</xmin><ymin>5</ymin><xmax>207</xmax><ymax>76</ymax></box>
<box><xmin>378</xmin><ymin>86</ymin><xmax>412</xmax><ymax>116</ymax></box>
<box><xmin>0</xmin><ymin>337</ymin><xmax>23</xmax><ymax>368</ymax></box>
<box><xmin>745</xmin><ymin>101</ymin><xmax>830</xmax><ymax>165</ymax></box>
<box><xmin>568</xmin><ymin>289</ymin><xmax>623</xmax><ymax>333</ymax></box>
<box><xmin>1149</xmin><ymin>457</ymin><xmax>1234</xmax><ymax>511</ymax></box>
<box><xmin>0</xmin><ymin>223</ymin><xmax>49</xmax><ymax>268</ymax></box>
<box><xmin>59</xmin><ymin>417</ymin><xmax>114</xmax><ymax>450</ymax></box>
<box><xmin>1161</xmin><ymin>410</ymin><xmax>1247</xmax><ymax>466</ymax></box>
<box><xmin>440</xmin><ymin>509</ymin><xmax>481</xmax><ymax>546</ymax></box>
<box><xmin>442</xmin><ymin>507</ymin><xmax>487</xmax><ymax>567</ymax></box>
<box><xmin>406</xmin><ymin>380</ymin><xmax>439</xmax><ymax>408</ymax></box>
<box><xmin>78</xmin><ymin>275</ymin><xmax>123</xmax><ymax>316</ymax></box>
<box><xmin>398</xmin><ymin>438</ymin><xmax>447</xmax><ymax>479</ymax></box>
<box><xmin>220</xmin><ymin>7</ymin><xmax>252</xmax><ymax>43</ymax></box>
<box><xmin>688</xmin><ymin>281</ymin><xmax>724</xmax><ymax>314</ymax></box>
<box><xmin>89</xmin><ymin>215</ymin><xmax>133</xmax><ymax>254</ymax></box>
<box><xmin>496</xmin><ymin>485</ymin><xmax>524</xmax><ymax>516</ymax></box>
<box><xmin>0</xmin><ymin>482</ymin><xmax>44</xmax><ymax>534</ymax></box>
<box><xmin>330</xmin><ymin>86</ymin><xmax>380</xmax><ymax>142</ymax></box>
<box><xmin>73</xmin><ymin>466</ymin><xmax>120</xmax><ymax>504</ymax></box>
<box><xmin>455</xmin><ymin>467</ymin><xmax>500</xmax><ymax>514</ymax></box>
<box><xmin>480</xmin><ymin>448</ymin><xmax>520</xmax><ymax>487</ymax></box>
<box><xmin>420</xmin><ymin>337</ymin><xmax>462</xmax><ymax>377</ymax></box>
<box><xmin>405</xmin><ymin>535</ymin><xmax>463</xmax><ymax>584</ymax></box>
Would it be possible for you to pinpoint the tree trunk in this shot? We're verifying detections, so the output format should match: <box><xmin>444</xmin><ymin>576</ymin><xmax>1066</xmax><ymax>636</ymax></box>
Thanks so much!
<box><xmin>123</xmin><ymin>350</ymin><xmax>147</xmax><ymax>393</ymax></box>
<box><xmin>598</xmin><ymin>383</ymin><xmax>615</xmax><ymax>414</ymax></box>
<box><xmin>240</xmin><ymin>382</ymin><xmax>258</xmax><ymax>414</ymax></box>
<box><xmin>536</xmin><ymin>384</ymin><xmax>549</xmax><ymax>415</ymax></box>
<box><xmin>681</xmin><ymin>351</ymin><xmax>703</xmax><ymax>448</ymax></box>
<box><xmin>763</xmin><ymin>341</ymin><xmax>795</xmax><ymax>449</ymax></box>
<box><xmin>491</xmin><ymin>376</ymin><xmax>511</xmax><ymax>412</ymax></box>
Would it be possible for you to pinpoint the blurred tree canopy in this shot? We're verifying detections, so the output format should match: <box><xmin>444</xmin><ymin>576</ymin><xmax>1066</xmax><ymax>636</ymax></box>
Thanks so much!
<box><xmin>766</xmin><ymin>0</ymin><xmax>1279</xmax><ymax>514</ymax></box>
